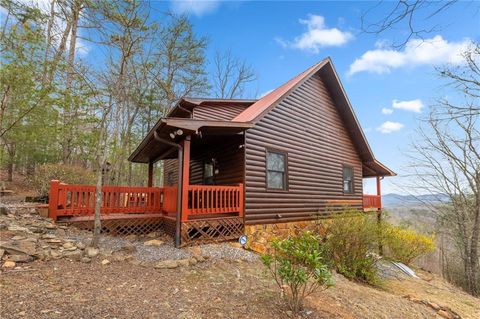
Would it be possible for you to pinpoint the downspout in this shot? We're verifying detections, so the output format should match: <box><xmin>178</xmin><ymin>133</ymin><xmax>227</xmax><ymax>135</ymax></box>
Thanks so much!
<box><xmin>154</xmin><ymin>131</ymin><xmax>183</xmax><ymax>247</ymax></box>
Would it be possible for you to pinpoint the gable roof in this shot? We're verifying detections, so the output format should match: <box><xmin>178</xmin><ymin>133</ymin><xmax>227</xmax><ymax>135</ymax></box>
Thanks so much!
<box><xmin>232</xmin><ymin>57</ymin><xmax>395</xmax><ymax>177</ymax></box>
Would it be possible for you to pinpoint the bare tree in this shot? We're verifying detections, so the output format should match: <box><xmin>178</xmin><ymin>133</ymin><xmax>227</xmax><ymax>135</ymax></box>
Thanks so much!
<box><xmin>212</xmin><ymin>49</ymin><xmax>256</xmax><ymax>99</ymax></box>
<box><xmin>407</xmin><ymin>47</ymin><xmax>480</xmax><ymax>295</ymax></box>
<box><xmin>361</xmin><ymin>0</ymin><xmax>477</xmax><ymax>47</ymax></box>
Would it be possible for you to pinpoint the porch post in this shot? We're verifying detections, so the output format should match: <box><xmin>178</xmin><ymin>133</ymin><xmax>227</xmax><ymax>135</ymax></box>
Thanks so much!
<box><xmin>376</xmin><ymin>175</ymin><xmax>383</xmax><ymax>255</ymax></box>
<box><xmin>376</xmin><ymin>176</ymin><xmax>382</xmax><ymax>208</ymax></box>
<box><xmin>181</xmin><ymin>136</ymin><xmax>191</xmax><ymax>222</ymax></box>
<box><xmin>147</xmin><ymin>161</ymin><xmax>154</xmax><ymax>187</ymax></box>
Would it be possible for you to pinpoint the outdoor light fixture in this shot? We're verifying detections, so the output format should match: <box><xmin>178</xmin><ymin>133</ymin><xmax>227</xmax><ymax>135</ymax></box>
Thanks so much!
<box><xmin>239</xmin><ymin>235</ymin><xmax>247</xmax><ymax>246</ymax></box>
<box><xmin>169</xmin><ymin>129</ymin><xmax>184</xmax><ymax>139</ymax></box>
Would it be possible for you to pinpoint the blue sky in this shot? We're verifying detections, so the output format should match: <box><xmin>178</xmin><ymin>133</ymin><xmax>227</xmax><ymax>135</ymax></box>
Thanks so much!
<box><xmin>158</xmin><ymin>0</ymin><xmax>479</xmax><ymax>195</ymax></box>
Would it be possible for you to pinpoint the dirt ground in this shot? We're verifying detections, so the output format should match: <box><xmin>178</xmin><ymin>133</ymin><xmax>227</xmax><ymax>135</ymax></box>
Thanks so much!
<box><xmin>1</xmin><ymin>257</ymin><xmax>479</xmax><ymax>319</ymax></box>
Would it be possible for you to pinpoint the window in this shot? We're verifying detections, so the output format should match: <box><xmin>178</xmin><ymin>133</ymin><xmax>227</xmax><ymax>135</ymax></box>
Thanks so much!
<box><xmin>343</xmin><ymin>166</ymin><xmax>354</xmax><ymax>193</ymax></box>
<box><xmin>266</xmin><ymin>150</ymin><xmax>287</xmax><ymax>190</ymax></box>
<box><xmin>203</xmin><ymin>162</ymin><xmax>214</xmax><ymax>185</ymax></box>
<box><xmin>167</xmin><ymin>171</ymin><xmax>174</xmax><ymax>186</ymax></box>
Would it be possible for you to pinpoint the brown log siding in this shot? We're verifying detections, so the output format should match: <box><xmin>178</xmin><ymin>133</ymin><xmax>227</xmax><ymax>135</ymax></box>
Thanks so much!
<box><xmin>163</xmin><ymin>135</ymin><xmax>244</xmax><ymax>186</ymax></box>
<box><xmin>193</xmin><ymin>104</ymin><xmax>248</xmax><ymax>121</ymax></box>
<box><xmin>244</xmin><ymin>73</ymin><xmax>363</xmax><ymax>224</ymax></box>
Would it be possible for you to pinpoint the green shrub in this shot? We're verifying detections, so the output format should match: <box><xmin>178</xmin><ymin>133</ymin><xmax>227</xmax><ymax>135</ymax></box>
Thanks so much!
<box><xmin>323</xmin><ymin>211</ymin><xmax>380</xmax><ymax>284</ymax></box>
<box><xmin>261</xmin><ymin>232</ymin><xmax>334</xmax><ymax>314</ymax></box>
<box><xmin>29</xmin><ymin>163</ymin><xmax>96</xmax><ymax>198</ymax></box>
<box><xmin>383</xmin><ymin>224</ymin><xmax>435</xmax><ymax>265</ymax></box>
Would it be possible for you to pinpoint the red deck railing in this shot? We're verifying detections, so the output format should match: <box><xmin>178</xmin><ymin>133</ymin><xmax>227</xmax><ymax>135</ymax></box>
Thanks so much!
<box><xmin>185</xmin><ymin>184</ymin><xmax>244</xmax><ymax>218</ymax></box>
<box><xmin>48</xmin><ymin>180</ymin><xmax>244</xmax><ymax>220</ymax></box>
<box><xmin>48</xmin><ymin>180</ymin><xmax>163</xmax><ymax>219</ymax></box>
<box><xmin>363</xmin><ymin>194</ymin><xmax>382</xmax><ymax>210</ymax></box>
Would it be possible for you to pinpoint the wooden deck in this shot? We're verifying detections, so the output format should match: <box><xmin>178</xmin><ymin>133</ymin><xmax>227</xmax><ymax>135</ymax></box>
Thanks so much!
<box><xmin>48</xmin><ymin>180</ymin><xmax>244</xmax><ymax>221</ymax></box>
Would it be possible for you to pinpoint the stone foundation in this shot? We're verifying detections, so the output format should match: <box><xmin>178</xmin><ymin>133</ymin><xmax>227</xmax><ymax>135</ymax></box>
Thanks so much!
<box><xmin>244</xmin><ymin>220</ymin><xmax>329</xmax><ymax>254</ymax></box>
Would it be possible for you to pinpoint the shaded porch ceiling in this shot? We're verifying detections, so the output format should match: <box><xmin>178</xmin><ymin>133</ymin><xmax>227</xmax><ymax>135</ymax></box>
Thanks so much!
<box><xmin>128</xmin><ymin>118</ymin><xmax>252</xmax><ymax>164</ymax></box>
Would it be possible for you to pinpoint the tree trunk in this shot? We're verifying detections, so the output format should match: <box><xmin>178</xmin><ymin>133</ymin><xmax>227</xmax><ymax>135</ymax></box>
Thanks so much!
<box><xmin>90</xmin><ymin>163</ymin><xmax>103</xmax><ymax>248</ymax></box>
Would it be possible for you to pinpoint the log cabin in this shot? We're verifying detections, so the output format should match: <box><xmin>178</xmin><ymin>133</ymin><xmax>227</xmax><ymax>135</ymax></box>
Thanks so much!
<box><xmin>48</xmin><ymin>58</ymin><xmax>395</xmax><ymax>248</ymax></box>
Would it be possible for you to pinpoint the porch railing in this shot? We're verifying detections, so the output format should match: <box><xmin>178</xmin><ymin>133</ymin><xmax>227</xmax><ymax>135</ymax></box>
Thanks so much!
<box><xmin>48</xmin><ymin>180</ymin><xmax>163</xmax><ymax>219</ymax></box>
<box><xmin>363</xmin><ymin>194</ymin><xmax>381</xmax><ymax>210</ymax></box>
<box><xmin>48</xmin><ymin>180</ymin><xmax>244</xmax><ymax>220</ymax></box>
<box><xmin>185</xmin><ymin>184</ymin><xmax>244</xmax><ymax>218</ymax></box>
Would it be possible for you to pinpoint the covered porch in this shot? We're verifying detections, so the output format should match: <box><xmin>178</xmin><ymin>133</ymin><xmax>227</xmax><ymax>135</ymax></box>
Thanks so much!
<box><xmin>48</xmin><ymin>118</ymin><xmax>251</xmax><ymax>246</ymax></box>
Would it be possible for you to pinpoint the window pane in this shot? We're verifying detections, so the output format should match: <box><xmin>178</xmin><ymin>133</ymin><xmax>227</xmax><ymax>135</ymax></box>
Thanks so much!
<box><xmin>267</xmin><ymin>152</ymin><xmax>285</xmax><ymax>172</ymax></box>
<box><xmin>343</xmin><ymin>166</ymin><xmax>353</xmax><ymax>193</ymax></box>
<box><xmin>204</xmin><ymin>163</ymin><xmax>214</xmax><ymax>178</ymax></box>
<box><xmin>267</xmin><ymin>171</ymin><xmax>284</xmax><ymax>189</ymax></box>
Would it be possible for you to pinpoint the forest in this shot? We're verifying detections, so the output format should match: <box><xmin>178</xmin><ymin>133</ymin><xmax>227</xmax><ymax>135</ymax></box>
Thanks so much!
<box><xmin>0</xmin><ymin>0</ymin><xmax>255</xmax><ymax>187</ymax></box>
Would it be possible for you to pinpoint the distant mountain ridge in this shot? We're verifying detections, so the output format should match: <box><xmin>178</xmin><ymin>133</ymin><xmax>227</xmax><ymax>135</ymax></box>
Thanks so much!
<box><xmin>382</xmin><ymin>193</ymin><xmax>449</xmax><ymax>207</ymax></box>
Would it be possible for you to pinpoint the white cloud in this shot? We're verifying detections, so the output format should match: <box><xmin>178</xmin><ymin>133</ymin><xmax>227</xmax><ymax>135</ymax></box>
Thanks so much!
<box><xmin>259</xmin><ymin>89</ymin><xmax>273</xmax><ymax>98</ymax></box>
<box><xmin>377</xmin><ymin>121</ymin><xmax>404</xmax><ymax>134</ymax></box>
<box><xmin>348</xmin><ymin>35</ymin><xmax>473</xmax><ymax>75</ymax></box>
<box><xmin>392</xmin><ymin>99</ymin><xmax>424</xmax><ymax>113</ymax></box>
<box><xmin>171</xmin><ymin>0</ymin><xmax>220</xmax><ymax>17</ymax></box>
<box><xmin>277</xmin><ymin>14</ymin><xmax>353</xmax><ymax>53</ymax></box>
<box><xmin>381</xmin><ymin>108</ymin><xmax>393</xmax><ymax>115</ymax></box>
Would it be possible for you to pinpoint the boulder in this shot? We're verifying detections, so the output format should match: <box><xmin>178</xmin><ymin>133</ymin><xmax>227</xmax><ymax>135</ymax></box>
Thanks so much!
<box><xmin>0</xmin><ymin>240</ymin><xmax>37</xmax><ymax>256</ymax></box>
<box><xmin>85</xmin><ymin>247</ymin><xmax>99</xmax><ymax>258</ymax></box>
<box><xmin>76</xmin><ymin>242</ymin><xmax>86</xmax><ymax>250</ymax></box>
<box><xmin>101</xmin><ymin>259</ymin><xmax>110</xmax><ymax>266</ymax></box>
<box><xmin>154</xmin><ymin>260</ymin><xmax>179</xmax><ymax>269</ymax></box>
<box><xmin>144</xmin><ymin>239</ymin><xmax>164</xmax><ymax>247</ymax></box>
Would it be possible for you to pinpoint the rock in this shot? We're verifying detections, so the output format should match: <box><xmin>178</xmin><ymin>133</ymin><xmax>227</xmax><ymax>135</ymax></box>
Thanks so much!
<box><xmin>41</xmin><ymin>234</ymin><xmax>57</xmax><ymax>239</ymax></box>
<box><xmin>125</xmin><ymin>234</ymin><xmax>138</xmax><ymax>242</ymax></box>
<box><xmin>63</xmin><ymin>250</ymin><xmax>82</xmax><ymax>261</ymax></box>
<box><xmin>193</xmin><ymin>255</ymin><xmax>205</xmax><ymax>262</ymax></box>
<box><xmin>0</xmin><ymin>240</ymin><xmax>36</xmax><ymax>256</ymax></box>
<box><xmin>81</xmin><ymin>257</ymin><xmax>91</xmax><ymax>263</ymax></box>
<box><xmin>0</xmin><ymin>206</ymin><xmax>10</xmax><ymax>215</ymax></box>
<box><xmin>50</xmin><ymin>250</ymin><xmax>62</xmax><ymax>259</ymax></box>
<box><xmin>11</xmin><ymin>235</ymin><xmax>26</xmax><ymax>241</ymax></box>
<box><xmin>101</xmin><ymin>259</ymin><xmax>110</xmax><ymax>265</ymax></box>
<box><xmin>45</xmin><ymin>224</ymin><xmax>56</xmax><ymax>229</ymax></box>
<box><xmin>62</xmin><ymin>242</ymin><xmax>77</xmax><ymax>251</ymax></box>
<box><xmin>7</xmin><ymin>254</ymin><xmax>34</xmax><ymax>263</ymax></box>
<box><xmin>85</xmin><ymin>247</ymin><xmax>99</xmax><ymax>258</ymax></box>
<box><xmin>188</xmin><ymin>258</ymin><xmax>197</xmax><ymax>265</ymax></box>
<box><xmin>154</xmin><ymin>260</ymin><xmax>179</xmax><ymax>269</ymax></box>
<box><xmin>76</xmin><ymin>242</ymin><xmax>86</xmax><ymax>250</ymax></box>
<box><xmin>146</xmin><ymin>232</ymin><xmax>158</xmax><ymax>238</ymax></box>
<box><xmin>0</xmin><ymin>248</ymin><xmax>4</xmax><ymax>259</ymax></box>
<box><xmin>7</xmin><ymin>225</ymin><xmax>29</xmax><ymax>232</ymax></box>
<box><xmin>46</xmin><ymin>239</ymin><xmax>62</xmax><ymax>244</ymax></box>
<box><xmin>144</xmin><ymin>239</ymin><xmax>164</xmax><ymax>247</ymax></box>
<box><xmin>177</xmin><ymin>259</ymin><xmax>190</xmax><ymax>267</ymax></box>
<box><xmin>187</xmin><ymin>246</ymin><xmax>202</xmax><ymax>256</ymax></box>
<box><xmin>437</xmin><ymin>310</ymin><xmax>453</xmax><ymax>319</ymax></box>
<box><xmin>119</xmin><ymin>243</ymin><xmax>136</xmax><ymax>254</ymax></box>
<box><xmin>2</xmin><ymin>260</ymin><xmax>15</xmax><ymax>268</ymax></box>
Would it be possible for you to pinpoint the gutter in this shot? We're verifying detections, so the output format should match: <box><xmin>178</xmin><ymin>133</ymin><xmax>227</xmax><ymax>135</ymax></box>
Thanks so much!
<box><xmin>154</xmin><ymin>131</ymin><xmax>183</xmax><ymax>248</ymax></box>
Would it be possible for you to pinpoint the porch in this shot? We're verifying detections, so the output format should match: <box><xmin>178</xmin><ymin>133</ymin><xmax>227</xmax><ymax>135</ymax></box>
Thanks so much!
<box><xmin>48</xmin><ymin>181</ymin><xmax>244</xmax><ymax>246</ymax></box>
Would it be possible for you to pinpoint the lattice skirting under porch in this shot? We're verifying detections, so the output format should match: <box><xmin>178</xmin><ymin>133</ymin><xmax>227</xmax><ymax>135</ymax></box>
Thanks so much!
<box><xmin>59</xmin><ymin>216</ymin><xmax>164</xmax><ymax>236</ymax></box>
<box><xmin>180</xmin><ymin>217</ymin><xmax>244</xmax><ymax>247</ymax></box>
<box><xmin>59</xmin><ymin>215</ymin><xmax>244</xmax><ymax>246</ymax></box>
